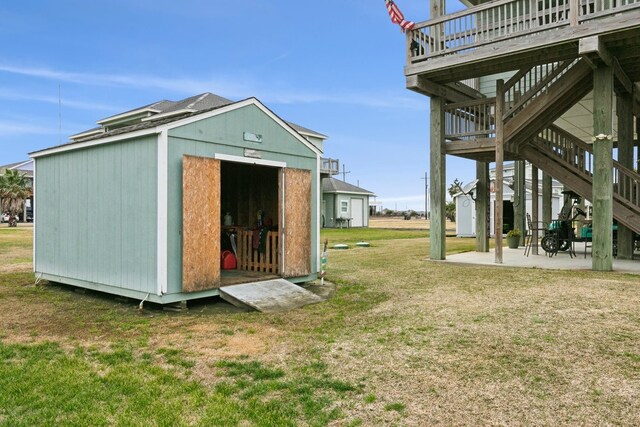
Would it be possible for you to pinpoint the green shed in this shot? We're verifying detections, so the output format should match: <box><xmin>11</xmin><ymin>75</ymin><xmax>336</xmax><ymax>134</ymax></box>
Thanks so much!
<box><xmin>30</xmin><ymin>93</ymin><xmax>326</xmax><ymax>304</ymax></box>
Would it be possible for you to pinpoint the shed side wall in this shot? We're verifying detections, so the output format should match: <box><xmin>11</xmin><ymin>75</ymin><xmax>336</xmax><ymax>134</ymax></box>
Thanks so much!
<box><xmin>34</xmin><ymin>136</ymin><xmax>158</xmax><ymax>293</ymax></box>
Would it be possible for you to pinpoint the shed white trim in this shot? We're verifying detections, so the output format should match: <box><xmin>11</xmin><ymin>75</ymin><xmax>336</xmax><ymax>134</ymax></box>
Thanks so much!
<box><xmin>213</xmin><ymin>153</ymin><xmax>287</xmax><ymax>168</ymax></box>
<box><xmin>316</xmin><ymin>155</ymin><xmax>321</xmax><ymax>271</ymax></box>
<box><xmin>250</xmin><ymin>101</ymin><xmax>322</xmax><ymax>156</ymax></box>
<box><xmin>161</xmin><ymin>98</ymin><xmax>322</xmax><ymax>157</ymax></box>
<box><xmin>32</xmin><ymin>160</ymin><xmax>36</xmax><ymax>272</ymax></box>
<box><xmin>157</xmin><ymin>130</ymin><xmax>169</xmax><ymax>295</ymax></box>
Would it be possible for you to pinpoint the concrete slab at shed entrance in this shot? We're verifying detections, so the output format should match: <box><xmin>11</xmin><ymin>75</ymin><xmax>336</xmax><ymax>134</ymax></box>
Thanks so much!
<box><xmin>219</xmin><ymin>279</ymin><xmax>323</xmax><ymax>313</ymax></box>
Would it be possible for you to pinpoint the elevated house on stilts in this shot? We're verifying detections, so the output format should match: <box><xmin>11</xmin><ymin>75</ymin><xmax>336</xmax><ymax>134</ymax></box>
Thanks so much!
<box><xmin>407</xmin><ymin>0</ymin><xmax>640</xmax><ymax>270</ymax></box>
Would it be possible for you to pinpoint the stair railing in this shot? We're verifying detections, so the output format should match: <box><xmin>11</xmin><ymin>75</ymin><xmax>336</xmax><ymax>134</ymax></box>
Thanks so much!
<box><xmin>502</xmin><ymin>60</ymin><xmax>578</xmax><ymax>122</ymax></box>
<box><xmin>535</xmin><ymin>125</ymin><xmax>640</xmax><ymax>210</ymax></box>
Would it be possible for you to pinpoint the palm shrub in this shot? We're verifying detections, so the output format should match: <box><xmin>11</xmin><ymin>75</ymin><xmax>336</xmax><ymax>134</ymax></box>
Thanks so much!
<box><xmin>0</xmin><ymin>169</ymin><xmax>31</xmax><ymax>227</ymax></box>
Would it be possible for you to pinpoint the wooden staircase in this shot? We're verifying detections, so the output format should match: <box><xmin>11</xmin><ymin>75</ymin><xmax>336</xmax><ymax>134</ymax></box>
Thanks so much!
<box><xmin>502</xmin><ymin>59</ymin><xmax>594</xmax><ymax>149</ymax></box>
<box><xmin>444</xmin><ymin>58</ymin><xmax>640</xmax><ymax>233</ymax></box>
<box><xmin>522</xmin><ymin>126</ymin><xmax>640</xmax><ymax>233</ymax></box>
<box><xmin>502</xmin><ymin>59</ymin><xmax>640</xmax><ymax>234</ymax></box>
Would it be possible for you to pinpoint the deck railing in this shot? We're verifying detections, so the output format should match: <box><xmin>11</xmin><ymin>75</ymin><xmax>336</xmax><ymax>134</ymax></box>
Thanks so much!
<box><xmin>444</xmin><ymin>98</ymin><xmax>497</xmax><ymax>140</ymax></box>
<box><xmin>502</xmin><ymin>59</ymin><xmax>578</xmax><ymax>122</ymax></box>
<box><xmin>320</xmin><ymin>157</ymin><xmax>339</xmax><ymax>175</ymax></box>
<box><xmin>407</xmin><ymin>0</ymin><xmax>640</xmax><ymax>63</ymax></box>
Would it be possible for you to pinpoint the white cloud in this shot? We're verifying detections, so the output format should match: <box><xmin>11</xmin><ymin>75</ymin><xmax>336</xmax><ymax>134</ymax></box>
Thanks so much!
<box><xmin>0</xmin><ymin>118</ymin><xmax>87</xmax><ymax>137</ymax></box>
<box><xmin>0</xmin><ymin>120</ymin><xmax>56</xmax><ymax>135</ymax></box>
<box><xmin>0</xmin><ymin>88</ymin><xmax>120</xmax><ymax>111</ymax></box>
<box><xmin>0</xmin><ymin>63</ymin><xmax>243</xmax><ymax>96</ymax></box>
<box><xmin>0</xmin><ymin>63</ymin><xmax>425</xmax><ymax>111</ymax></box>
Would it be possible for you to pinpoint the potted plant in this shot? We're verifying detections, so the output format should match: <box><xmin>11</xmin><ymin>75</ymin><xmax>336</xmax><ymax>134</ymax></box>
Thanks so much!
<box><xmin>506</xmin><ymin>228</ymin><xmax>522</xmax><ymax>249</ymax></box>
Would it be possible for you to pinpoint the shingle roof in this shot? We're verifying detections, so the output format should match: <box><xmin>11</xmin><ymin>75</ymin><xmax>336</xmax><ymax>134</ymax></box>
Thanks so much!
<box><xmin>286</xmin><ymin>121</ymin><xmax>327</xmax><ymax>139</ymax></box>
<box><xmin>67</xmin><ymin>92</ymin><xmax>325</xmax><ymax>145</ymax></box>
<box><xmin>322</xmin><ymin>177</ymin><xmax>374</xmax><ymax>195</ymax></box>
<box><xmin>0</xmin><ymin>160</ymin><xmax>34</xmax><ymax>178</ymax></box>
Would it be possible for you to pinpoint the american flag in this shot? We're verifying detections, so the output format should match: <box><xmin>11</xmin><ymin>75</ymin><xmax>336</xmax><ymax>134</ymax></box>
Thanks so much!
<box><xmin>386</xmin><ymin>0</ymin><xmax>415</xmax><ymax>32</ymax></box>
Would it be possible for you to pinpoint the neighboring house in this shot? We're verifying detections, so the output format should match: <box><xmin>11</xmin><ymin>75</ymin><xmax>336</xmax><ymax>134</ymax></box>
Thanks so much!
<box><xmin>30</xmin><ymin>93</ymin><xmax>327</xmax><ymax>305</ymax></box>
<box><xmin>454</xmin><ymin>163</ymin><xmax>564</xmax><ymax>237</ymax></box>
<box><xmin>322</xmin><ymin>177</ymin><xmax>375</xmax><ymax>228</ymax></box>
<box><xmin>0</xmin><ymin>159</ymin><xmax>34</xmax><ymax>222</ymax></box>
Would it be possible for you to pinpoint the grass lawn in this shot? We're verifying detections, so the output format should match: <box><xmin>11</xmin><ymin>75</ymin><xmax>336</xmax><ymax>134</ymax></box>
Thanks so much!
<box><xmin>1</xmin><ymin>225</ymin><xmax>639</xmax><ymax>425</ymax></box>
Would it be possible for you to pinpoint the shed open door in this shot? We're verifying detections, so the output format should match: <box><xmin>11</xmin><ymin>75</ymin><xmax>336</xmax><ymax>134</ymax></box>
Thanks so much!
<box><xmin>281</xmin><ymin>168</ymin><xmax>312</xmax><ymax>278</ymax></box>
<box><xmin>182</xmin><ymin>155</ymin><xmax>221</xmax><ymax>292</ymax></box>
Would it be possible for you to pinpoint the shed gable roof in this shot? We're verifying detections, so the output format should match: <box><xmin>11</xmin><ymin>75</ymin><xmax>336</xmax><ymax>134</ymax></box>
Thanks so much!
<box><xmin>31</xmin><ymin>97</ymin><xmax>323</xmax><ymax>158</ymax></box>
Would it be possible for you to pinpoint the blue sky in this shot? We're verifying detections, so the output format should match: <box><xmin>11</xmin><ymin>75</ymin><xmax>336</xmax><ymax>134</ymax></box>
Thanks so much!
<box><xmin>0</xmin><ymin>0</ymin><xmax>474</xmax><ymax>211</ymax></box>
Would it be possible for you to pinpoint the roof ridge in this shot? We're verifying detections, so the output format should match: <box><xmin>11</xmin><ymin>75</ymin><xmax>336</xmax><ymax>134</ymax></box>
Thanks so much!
<box><xmin>186</xmin><ymin>93</ymin><xmax>211</xmax><ymax>109</ymax></box>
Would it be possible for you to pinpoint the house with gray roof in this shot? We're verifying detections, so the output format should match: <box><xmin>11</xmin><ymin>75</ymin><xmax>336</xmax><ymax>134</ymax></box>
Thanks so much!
<box><xmin>322</xmin><ymin>177</ymin><xmax>375</xmax><ymax>228</ymax></box>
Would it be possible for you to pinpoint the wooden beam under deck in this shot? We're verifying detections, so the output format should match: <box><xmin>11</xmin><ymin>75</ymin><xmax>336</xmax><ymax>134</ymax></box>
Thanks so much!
<box><xmin>406</xmin><ymin>75</ymin><xmax>484</xmax><ymax>103</ymax></box>
<box><xmin>579</xmin><ymin>36</ymin><xmax>633</xmax><ymax>94</ymax></box>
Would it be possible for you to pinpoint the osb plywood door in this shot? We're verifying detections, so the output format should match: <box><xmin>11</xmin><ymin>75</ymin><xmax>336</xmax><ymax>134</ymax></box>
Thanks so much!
<box><xmin>282</xmin><ymin>168</ymin><xmax>311</xmax><ymax>278</ymax></box>
<box><xmin>182</xmin><ymin>155</ymin><xmax>221</xmax><ymax>292</ymax></box>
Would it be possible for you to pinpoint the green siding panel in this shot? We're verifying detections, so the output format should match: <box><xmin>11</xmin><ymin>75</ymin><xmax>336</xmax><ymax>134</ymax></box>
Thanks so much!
<box><xmin>168</xmin><ymin>104</ymin><xmax>317</xmax><ymax>160</ymax></box>
<box><xmin>35</xmin><ymin>137</ymin><xmax>158</xmax><ymax>293</ymax></box>
<box><xmin>165</xmin><ymin>106</ymin><xmax>319</xmax><ymax>294</ymax></box>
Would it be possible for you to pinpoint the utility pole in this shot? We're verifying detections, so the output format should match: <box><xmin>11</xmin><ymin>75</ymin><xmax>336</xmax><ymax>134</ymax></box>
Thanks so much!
<box><xmin>420</xmin><ymin>171</ymin><xmax>429</xmax><ymax>219</ymax></box>
<box><xmin>341</xmin><ymin>164</ymin><xmax>351</xmax><ymax>182</ymax></box>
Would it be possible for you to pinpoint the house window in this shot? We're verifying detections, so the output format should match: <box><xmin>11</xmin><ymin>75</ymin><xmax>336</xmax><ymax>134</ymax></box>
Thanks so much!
<box><xmin>340</xmin><ymin>201</ymin><xmax>348</xmax><ymax>214</ymax></box>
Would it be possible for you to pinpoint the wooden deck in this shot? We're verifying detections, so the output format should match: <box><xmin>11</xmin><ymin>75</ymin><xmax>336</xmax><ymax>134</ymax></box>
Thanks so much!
<box><xmin>405</xmin><ymin>0</ymin><xmax>640</xmax><ymax>88</ymax></box>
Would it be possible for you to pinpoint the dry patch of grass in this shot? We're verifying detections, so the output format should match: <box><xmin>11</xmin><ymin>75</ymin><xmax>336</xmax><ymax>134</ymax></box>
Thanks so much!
<box><xmin>369</xmin><ymin>216</ymin><xmax>456</xmax><ymax>232</ymax></box>
<box><xmin>0</xmin><ymin>227</ymin><xmax>32</xmax><ymax>273</ymax></box>
<box><xmin>318</xmin><ymin>238</ymin><xmax>640</xmax><ymax>425</ymax></box>
<box><xmin>1</xmin><ymin>226</ymin><xmax>639</xmax><ymax>425</ymax></box>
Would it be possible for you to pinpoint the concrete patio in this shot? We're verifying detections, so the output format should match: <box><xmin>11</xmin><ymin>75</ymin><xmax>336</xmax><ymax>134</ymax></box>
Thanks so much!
<box><xmin>446</xmin><ymin>242</ymin><xmax>640</xmax><ymax>275</ymax></box>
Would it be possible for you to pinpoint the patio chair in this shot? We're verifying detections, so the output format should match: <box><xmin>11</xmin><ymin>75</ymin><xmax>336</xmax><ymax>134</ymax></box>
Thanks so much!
<box><xmin>524</xmin><ymin>213</ymin><xmax>548</xmax><ymax>257</ymax></box>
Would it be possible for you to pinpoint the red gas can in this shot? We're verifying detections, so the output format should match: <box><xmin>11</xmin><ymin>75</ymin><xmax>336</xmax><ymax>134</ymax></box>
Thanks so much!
<box><xmin>220</xmin><ymin>250</ymin><xmax>237</xmax><ymax>270</ymax></box>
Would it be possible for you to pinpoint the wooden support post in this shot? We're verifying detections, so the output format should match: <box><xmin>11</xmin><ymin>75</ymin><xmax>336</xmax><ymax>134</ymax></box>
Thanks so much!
<box><xmin>430</xmin><ymin>96</ymin><xmax>446</xmax><ymax>260</ymax></box>
<box><xmin>514</xmin><ymin>160</ymin><xmax>526</xmax><ymax>245</ymax></box>
<box><xmin>430</xmin><ymin>0</ymin><xmax>445</xmax><ymax>19</ymax></box>
<box><xmin>592</xmin><ymin>65</ymin><xmax>614</xmax><ymax>271</ymax></box>
<box><xmin>616</xmin><ymin>91</ymin><xmax>634</xmax><ymax>260</ymax></box>
<box><xmin>569</xmin><ymin>0</ymin><xmax>579</xmax><ymax>26</ymax></box>
<box><xmin>542</xmin><ymin>172</ymin><xmax>553</xmax><ymax>225</ymax></box>
<box><xmin>495</xmin><ymin>80</ymin><xmax>505</xmax><ymax>264</ymax></box>
<box><xmin>430</xmin><ymin>0</ymin><xmax>445</xmax><ymax>52</ymax></box>
<box><xmin>475</xmin><ymin>161</ymin><xmax>489</xmax><ymax>252</ymax></box>
<box><xmin>532</xmin><ymin>165</ymin><xmax>540</xmax><ymax>255</ymax></box>
<box><xmin>637</xmin><ymin>117</ymin><xmax>640</xmax><ymax>173</ymax></box>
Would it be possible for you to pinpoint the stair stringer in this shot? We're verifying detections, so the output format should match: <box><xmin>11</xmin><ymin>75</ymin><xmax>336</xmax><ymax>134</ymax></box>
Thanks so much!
<box><xmin>504</xmin><ymin>59</ymin><xmax>594</xmax><ymax>149</ymax></box>
<box><xmin>521</xmin><ymin>142</ymin><xmax>640</xmax><ymax>234</ymax></box>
